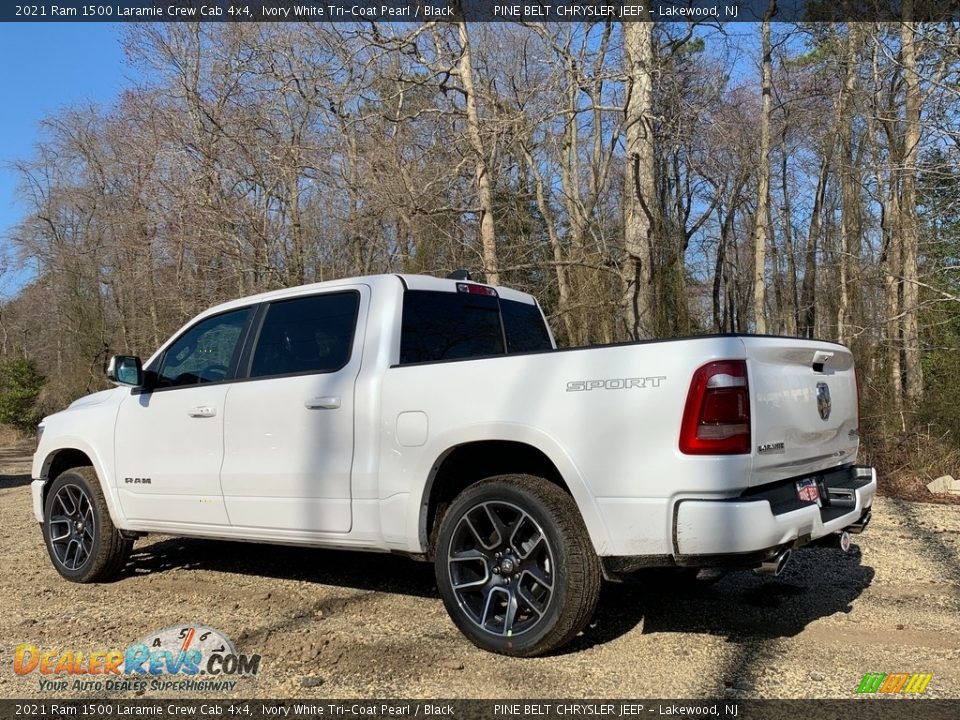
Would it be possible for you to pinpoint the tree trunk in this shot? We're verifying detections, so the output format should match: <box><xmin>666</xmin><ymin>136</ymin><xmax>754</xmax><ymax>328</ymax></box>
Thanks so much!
<box><xmin>837</xmin><ymin>25</ymin><xmax>863</xmax><ymax>346</ymax></box>
<box><xmin>457</xmin><ymin>20</ymin><xmax>499</xmax><ymax>286</ymax></box>
<box><xmin>519</xmin><ymin>142</ymin><xmax>576</xmax><ymax>344</ymax></box>
<box><xmin>899</xmin><ymin>2</ymin><xmax>923</xmax><ymax>408</ymax></box>
<box><xmin>883</xmin><ymin>176</ymin><xmax>904</xmax><ymax>417</ymax></box>
<box><xmin>779</xmin><ymin>130</ymin><xmax>799</xmax><ymax>335</ymax></box>
<box><xmin>621</xmin><ymin>12</ymin><xmax>658</xmax><ymax>340</ymax></box>
<box><xmin>868</xmin><ymin>32</ymin><xmax>903</xmax><ymax>418</ymax></box>
<box><xmin>800</xmin><ymin>148</ymin><xmax>832</xmax><ymax>337</ymax></box>
<box><xmin>558</xmin><ymin>79</ymin><xmax>588</xmax><ymax>345</ymax></box>
<box><xmin>751</xmin><ymin>3</ymin><xmax>776</xmax><ymax>333</ymax></box>
<box><xmin>713</xmin><ymin>205</ymin><xmax>729</xmax><ymax>332</ymax></box>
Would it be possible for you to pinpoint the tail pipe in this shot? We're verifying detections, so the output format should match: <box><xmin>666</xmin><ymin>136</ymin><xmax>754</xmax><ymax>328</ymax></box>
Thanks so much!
<box><xmin>757</xmin><ymin>547</ymin><xmax>792</xmax><ymax>576</ymax></box>
<box><xmin>808</xmin><ymin>529</ymin><xmax>854</xmax><ymax>551</ymax></box>
<box><xmin>837</xmin><ymin>530</ymin><xmax>852</xmax><ymax>552</ymax></box>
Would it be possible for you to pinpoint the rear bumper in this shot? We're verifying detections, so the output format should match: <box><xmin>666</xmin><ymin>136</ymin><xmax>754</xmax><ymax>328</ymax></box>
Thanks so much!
<box><xmin>672</xmin><ymin>465</ymin><xmax>876</xmax><ymax>564</ymax></box>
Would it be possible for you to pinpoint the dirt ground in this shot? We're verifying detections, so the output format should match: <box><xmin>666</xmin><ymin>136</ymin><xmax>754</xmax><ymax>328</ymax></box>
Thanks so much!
<box><xmin>2</xmin><ymin>445</ymin><xmax>959</xmax><ymax>700</ymax></box>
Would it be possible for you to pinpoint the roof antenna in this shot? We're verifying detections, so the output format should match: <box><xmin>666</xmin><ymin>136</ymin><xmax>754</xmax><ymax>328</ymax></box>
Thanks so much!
<box><xmin>446</xmin><ymin>269</ymin><xmax>471</xmax><ymax>281</ymax></box>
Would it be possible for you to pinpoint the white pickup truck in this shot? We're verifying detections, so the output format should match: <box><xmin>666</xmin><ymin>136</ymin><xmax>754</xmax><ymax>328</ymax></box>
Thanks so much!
<box><xmin>32</xmin><ymin>273</ymin><xmax>876</xmax><ymax>655</ymax></box>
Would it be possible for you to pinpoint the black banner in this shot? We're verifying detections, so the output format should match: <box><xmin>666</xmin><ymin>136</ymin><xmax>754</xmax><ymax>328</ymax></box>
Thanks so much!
<box><xmin>5</xmin><ymin>700</ymin><xmax>960</xmax><ymax>720</ymax></box>
<box><xmin>3</xmin><ymin>0</ymin><xmax>960</xmax><ymax>24</ymax></box>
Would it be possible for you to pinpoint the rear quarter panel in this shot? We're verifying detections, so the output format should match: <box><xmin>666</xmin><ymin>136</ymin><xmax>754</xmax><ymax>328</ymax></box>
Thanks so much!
<box><xmin>379</xmin><ymin>336</ymin><xmax>754</xmax><ymax>556</ymax></box>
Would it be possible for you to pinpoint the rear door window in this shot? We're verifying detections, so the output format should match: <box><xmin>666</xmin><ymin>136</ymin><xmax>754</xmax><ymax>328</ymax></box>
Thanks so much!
<box><xmin>400</xmin><ymin>290</ymin><xmax>503</xmax><ymax>364</ymax></box>
<box><xmin>501</xmin><ymin>299</ymin><xmax>552</xmax><ymax>353</ymax></box>
<box><xmin>249</xmin><ymin>292</ymin><xmax>360</xmax><ymax>378</ymax></box>
<box><xmin>399</xmin><ymin>290</ymin><xmax>551</xmax><ymax>364</ymax></box>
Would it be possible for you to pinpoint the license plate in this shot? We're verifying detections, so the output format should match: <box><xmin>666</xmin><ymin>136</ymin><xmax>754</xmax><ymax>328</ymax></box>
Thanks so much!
<box><xmin>796</xmin><ymin>478</ymin><xmax>821</xmax><ymax>505</ymax></box>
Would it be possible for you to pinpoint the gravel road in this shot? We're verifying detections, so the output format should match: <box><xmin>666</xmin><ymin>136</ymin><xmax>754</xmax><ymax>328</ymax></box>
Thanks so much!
<box><xmin>2</xmin><ymin>446</ymin><xmax>958</xmax><ymax>699</ymax></box>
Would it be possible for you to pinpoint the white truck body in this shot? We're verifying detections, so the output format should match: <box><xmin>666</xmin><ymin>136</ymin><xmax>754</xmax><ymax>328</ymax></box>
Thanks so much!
<box><xmin>32</xmin><ymin>273</ymin><xmax>876</xmax><ymax>653</ymax></box>
<box><xmin>32</xmin><ymin>273</ymin><xmax>875</xmax><ymax>561</ymax></box>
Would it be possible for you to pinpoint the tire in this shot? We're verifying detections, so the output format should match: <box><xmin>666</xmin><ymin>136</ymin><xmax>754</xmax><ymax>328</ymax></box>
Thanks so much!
<box><xmin>434</xmin><ymin>474</ymin><xmax>601</xmax><ymax>656</ymax></box>
<box><xmin>42</xmin><ymin>466</ymin><xmax>133</xmax><ymax>583</ymax></box>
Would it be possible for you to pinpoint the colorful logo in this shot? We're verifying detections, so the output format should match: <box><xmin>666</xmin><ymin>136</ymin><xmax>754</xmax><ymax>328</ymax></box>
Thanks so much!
<box><xmin>856</xmin><ymin>672</ymin><xmax>932</xmax><ymax>695</ymax></box>
<box><xmin>14</xmin><ymin>624</ymin><xmax>261</xmax><ymax>693</ymax></box>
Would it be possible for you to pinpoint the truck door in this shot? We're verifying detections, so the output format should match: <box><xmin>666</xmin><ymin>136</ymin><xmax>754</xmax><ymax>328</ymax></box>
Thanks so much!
<box><xmin>219</xmin><ymin>288</ymin><xmax>366</xmax><ymax>534</ymax></box>
<box><xmin>114</xmin><ymin>306</ymin><xmax>253</xmax><ymax>526</ymax></box>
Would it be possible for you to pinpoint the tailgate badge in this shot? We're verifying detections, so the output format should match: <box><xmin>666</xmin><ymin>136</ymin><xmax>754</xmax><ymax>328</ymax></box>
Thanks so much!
<box><xmin>758</xmin><ymin>441</ymin><xmax>785</xmax><ymax>455</ymax></box>
<box><xmin>816</xmin><ymin>382</ymin><xmax>832</xmax><ymax>420</ymax></box>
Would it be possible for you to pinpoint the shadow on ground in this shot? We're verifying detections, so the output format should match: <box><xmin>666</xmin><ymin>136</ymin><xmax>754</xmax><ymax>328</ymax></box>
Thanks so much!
<box><xmin>0</xmin><ymin>472</ymin><xmax>32</xmax><ymax>490</ymax></box>
<box><xmin>569</xmin><ymin>545</ymin><xmax>874</xmax><ymax>652</ymax></box>
<box><xmin>125</xmin><ymin>535</ymin><xmax>874</xmax><ymax>653</ymax></box>
<box><xmin>0</xmin><ymin>446</ymin><xmax>33</xmax><ymax>490</ymax></box>
<box><xmin>127</xmin><ymin>536</ymin><xmax>439</xmax><ymax>598</ymax></box>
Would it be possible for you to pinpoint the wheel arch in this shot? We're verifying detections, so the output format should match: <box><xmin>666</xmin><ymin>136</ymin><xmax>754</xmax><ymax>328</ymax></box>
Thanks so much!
<box><xmin>39</xmin><ymin>442</ymin><xmax>125</xmax><ymax>527</ymax></box>
<box><xmin>417</xmin><ymin>431</ymin><xmax>611</xmax><ymax>559</ymax></box>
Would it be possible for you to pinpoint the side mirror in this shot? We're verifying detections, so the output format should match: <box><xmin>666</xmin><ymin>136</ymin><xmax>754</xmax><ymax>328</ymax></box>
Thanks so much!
<box><xmin>107</xmin><ymin>355</ymin><xmax>144</xmax><ymax>387</ymax></box>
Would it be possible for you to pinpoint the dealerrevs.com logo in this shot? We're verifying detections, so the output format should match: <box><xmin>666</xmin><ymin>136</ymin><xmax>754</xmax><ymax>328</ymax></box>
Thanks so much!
<box><xmin>856</xmin><ymin>672</ymin><xmax>933</xmax><ymax>695</ymax></box>
<box><xmin>14</xmin><ymin>624</ymin><xmax>261</xmax><ymax>693</ymax></box>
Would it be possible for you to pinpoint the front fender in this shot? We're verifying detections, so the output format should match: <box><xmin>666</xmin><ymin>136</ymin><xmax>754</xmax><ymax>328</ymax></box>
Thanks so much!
<box><xmin>34</xmin><ymin>436</ymin><xmax>126</xmax><ymax>529</ymax></box>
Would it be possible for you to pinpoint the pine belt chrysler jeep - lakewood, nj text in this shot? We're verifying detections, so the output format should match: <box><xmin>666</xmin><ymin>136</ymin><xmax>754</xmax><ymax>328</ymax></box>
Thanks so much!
<box><xmin>32</xmin><ymin>273</ymin><xmax>876</xmax><ymax>655</ymax></box>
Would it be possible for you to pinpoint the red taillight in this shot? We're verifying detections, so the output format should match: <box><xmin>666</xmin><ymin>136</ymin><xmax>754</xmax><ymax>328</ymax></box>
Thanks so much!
<box><xmin>679</xmin><ymin>360</ymin><xmax>751</xmax><ymax>455</ymax></box>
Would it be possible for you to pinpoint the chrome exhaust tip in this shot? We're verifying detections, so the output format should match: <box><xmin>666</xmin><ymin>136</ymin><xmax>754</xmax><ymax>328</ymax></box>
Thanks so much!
<box><xmin>837</xmin><ymin>530</ymin><xmax>852</xmax><ymax>553</ymax></box>
<box><xmin>757</xmin><ymin>548</ymin><xmax>792</xmax><ymax>576</ymax></box>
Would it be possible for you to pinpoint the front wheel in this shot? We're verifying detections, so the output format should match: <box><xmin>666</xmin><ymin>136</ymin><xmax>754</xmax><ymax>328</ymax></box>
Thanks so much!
<box><xmin>434</xmin><ymin>474</ymin><xmax>601</xmax><ymax>656</ymax></box>
<box><xmin>42</xmin><ymin>467</ymin><xmax>133</xmax><ymax>583</ymax></box>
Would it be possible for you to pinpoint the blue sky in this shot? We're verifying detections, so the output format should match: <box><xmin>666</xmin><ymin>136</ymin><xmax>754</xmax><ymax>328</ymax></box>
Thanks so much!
<box><xmin>0</xmin><ymin>22</ymin><xmax>131</xmax><ymax>297</ymax></box>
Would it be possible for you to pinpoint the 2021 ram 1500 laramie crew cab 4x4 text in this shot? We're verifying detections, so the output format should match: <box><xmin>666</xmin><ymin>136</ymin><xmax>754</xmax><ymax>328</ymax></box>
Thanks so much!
<box><xmin>32</xmin><ymin>273</ymin><xmax>876</xmax><ymax>656</ymax></box>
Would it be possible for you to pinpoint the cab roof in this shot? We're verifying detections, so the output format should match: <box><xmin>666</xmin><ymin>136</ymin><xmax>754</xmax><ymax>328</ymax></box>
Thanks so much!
<box><xmin>197</xmin><ymin>273</ymin><xmax>537</xmax><ymax>319</ymax></box>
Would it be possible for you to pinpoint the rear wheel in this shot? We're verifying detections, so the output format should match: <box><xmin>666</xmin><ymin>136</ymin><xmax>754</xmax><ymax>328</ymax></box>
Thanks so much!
<box><xmin>434</xmin><ymin>474</ymin><xmax>601</xmax><ymax>656</ymax></box>
<box><xmin>43</xmin><ymin>466</ymin><xmax>132</xmax><ymax>583</ymax></box>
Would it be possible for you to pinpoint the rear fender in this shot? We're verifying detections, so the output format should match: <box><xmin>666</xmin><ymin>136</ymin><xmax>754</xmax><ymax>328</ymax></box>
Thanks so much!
<box><xmin>413</xmin><ymin>424</ymin><xmax>612</xmax><ymax>556</ymax></box>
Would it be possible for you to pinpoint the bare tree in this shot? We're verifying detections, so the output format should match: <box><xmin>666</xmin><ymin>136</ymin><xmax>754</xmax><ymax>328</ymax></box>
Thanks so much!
<box><xmin>751</xmin><ymin>1</ymin><xmax>776</xmax><ymax>333</ymax></box>
<box><xmin>621</xmin><ymin>11</ymin><xmax>659</xmax><ymax>340</ymax></box>
<box><xmin>454</xmin><ymin>17</ymin><xmax>499</xmax><ymax>284</ymax></box>
<box><xmin>899</xmin><ymin>2</ymin><xmax>924</xmax><ymax>408</ymax></box>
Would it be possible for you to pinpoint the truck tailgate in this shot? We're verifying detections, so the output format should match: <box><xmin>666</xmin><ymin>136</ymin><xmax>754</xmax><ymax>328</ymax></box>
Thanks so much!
<box><xmin>744</xmin><ymin>337</ymin><xmax>859</xmax><ymax>486</ymax></box>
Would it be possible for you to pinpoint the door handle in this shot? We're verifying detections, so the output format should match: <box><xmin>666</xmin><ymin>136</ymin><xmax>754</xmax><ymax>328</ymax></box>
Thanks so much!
<box><xmin>188</xmin><ymin>405</ymin><xmax>217</xmax><ymax>418</ymax></box>
<box><xmin>305</xmin><ymin>396</ymin><xmax>341</xmax><ymax>410</ymax></box>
